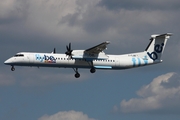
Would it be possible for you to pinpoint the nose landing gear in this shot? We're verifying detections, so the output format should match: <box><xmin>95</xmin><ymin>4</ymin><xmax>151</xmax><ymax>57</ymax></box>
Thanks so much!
<box><xmin>11</xmin><ymin>66</ymin><xmax>15</xmax><ymax>71</ymax></box>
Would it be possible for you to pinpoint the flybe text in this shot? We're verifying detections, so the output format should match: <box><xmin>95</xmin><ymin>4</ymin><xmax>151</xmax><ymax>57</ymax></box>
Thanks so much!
<box><xmin>35</xmin><ymin>54</ymin><xmax>56</xmax><ymax>63</ymax></box>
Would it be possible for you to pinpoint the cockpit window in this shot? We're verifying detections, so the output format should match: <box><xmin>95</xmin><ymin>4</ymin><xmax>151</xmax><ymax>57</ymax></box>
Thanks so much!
<box><xmin>14</xmin><ymin>54</ymin><xmax>24</xmax><ymax>57</ymax></box>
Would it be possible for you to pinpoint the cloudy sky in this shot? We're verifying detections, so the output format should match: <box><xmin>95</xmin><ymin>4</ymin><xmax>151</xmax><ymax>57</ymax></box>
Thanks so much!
<box><xmin>1</xmin><ymin>0</ymin><xmax>180</xmax><ymax>120</ymax></box>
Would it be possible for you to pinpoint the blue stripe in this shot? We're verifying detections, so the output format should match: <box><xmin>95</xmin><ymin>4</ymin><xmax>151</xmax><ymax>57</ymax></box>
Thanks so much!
<box><xmin>94</xmin><ymin>66</ymin><xmax>112</xmax><ymax>69</ymax></box>
<box><xmin>72</xmin><ymin>56</ymin><xmax>107</xmax><ymax>60</ymax></box>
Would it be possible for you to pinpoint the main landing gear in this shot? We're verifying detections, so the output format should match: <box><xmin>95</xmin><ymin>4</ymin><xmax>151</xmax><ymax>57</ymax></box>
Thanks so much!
<box><xmin>73</xmin><ymin>67</ymin><xmax>96</xmax><ymax>78</ymax></box>
<box><xmin>11</xmin><ymin>66</ymin><xmax>15</xmax><ymax>71</ymax></box>
<box><xmin>75</xmin><ymin>72</ymin><xmax>80</xmax><ymax>78</ymax></box>
<box><xmin>73</xmin><ymin>68</ymin><xmax>80</xmax><ymax>78</ymax></box>
<box><xmin>72</xmin><ymin>61</ymin><xmax>96</xmax><ymax>78</ymax></box>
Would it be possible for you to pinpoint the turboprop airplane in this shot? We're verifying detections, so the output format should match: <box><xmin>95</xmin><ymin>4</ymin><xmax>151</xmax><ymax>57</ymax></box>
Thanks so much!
<box><xmin>4</xmin><ymin>33</ymin><xmax>172</xmax><ymax>78</ymax></box>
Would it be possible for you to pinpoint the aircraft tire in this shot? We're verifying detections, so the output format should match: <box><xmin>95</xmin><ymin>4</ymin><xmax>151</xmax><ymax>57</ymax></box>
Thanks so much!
<box><xmin>11</xmin><ymin>66</ymin><xmax>15</xmax><ymax>71</ymax></box>
<box><xmin>75</xmin><ymin>73</ymin><xmax>80</xmax><ymax>78</ymax></box>
<box><xmin>90</xmin><ymin>68</ymin><xmax>96</xmax><ymax>73</ymax></box>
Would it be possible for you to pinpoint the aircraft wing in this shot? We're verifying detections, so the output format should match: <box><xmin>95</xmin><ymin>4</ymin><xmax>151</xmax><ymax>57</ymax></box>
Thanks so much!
<box><xmin>85</xmin><ymin>41</ymin><xmax>110</xmax><ymax>54</ymax></box>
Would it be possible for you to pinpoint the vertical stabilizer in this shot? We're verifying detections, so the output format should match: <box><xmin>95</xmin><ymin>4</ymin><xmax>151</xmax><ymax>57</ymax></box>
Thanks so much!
<box><xmin>145</xmin><ymin>33</ymin><xmax>172</xmax><ymax>61</ymax></box>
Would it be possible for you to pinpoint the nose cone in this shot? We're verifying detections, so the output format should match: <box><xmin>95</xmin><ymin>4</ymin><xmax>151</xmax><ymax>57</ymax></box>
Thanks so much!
<box><xmin>4</xmin><ymin>59</ymin><xmax>12</xmax><ymax>65</ymax></box>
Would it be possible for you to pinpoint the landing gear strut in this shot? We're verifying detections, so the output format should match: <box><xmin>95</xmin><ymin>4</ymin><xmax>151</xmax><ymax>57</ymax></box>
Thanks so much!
<box><xmin>11</xmin><ymin>66</ymin><xmax>15</xmax><ymax>71</ymax></box>
<box><xmin>73</xmin><ymin>68</ymin><xmax>80</xmax><ymax>78</ymax></box>
<box><xmin>88</xmin><ymin>61</ymin><xmax>96</xmax><ymax>73</ymax></box>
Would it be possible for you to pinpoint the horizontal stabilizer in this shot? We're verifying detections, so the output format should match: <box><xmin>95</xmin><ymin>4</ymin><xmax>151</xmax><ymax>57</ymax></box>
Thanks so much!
<box><xmin>151</xmin><ymin>33</ymin><xmax>172</xmax><ymax>39</ymax></box>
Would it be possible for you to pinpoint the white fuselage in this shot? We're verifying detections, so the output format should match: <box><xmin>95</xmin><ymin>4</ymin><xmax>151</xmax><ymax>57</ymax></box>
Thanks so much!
<box><xmin>4</xmin><ymin>52</ymin><xmax>159</xmax><ymax>70</ymax></box>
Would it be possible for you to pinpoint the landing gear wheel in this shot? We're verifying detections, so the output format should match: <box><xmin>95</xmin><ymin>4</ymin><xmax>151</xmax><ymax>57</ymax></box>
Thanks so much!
<box><xmin>11</xmin><ymin>66</ymin><xmax>15</xmax><ymax>71</ymax></box>
<box><xmin>90</xmin><ymin>68</ymin><xmax>96</xmax><ymax>73</ymax></box>
<box><xmin>73</xmin><ymin>68</ymin><xmax>80</xmax><ymax>78</ymax></box>
<box><xmin>75</xmin><ymin>73</ymin><xmax>80</xmax><ymax>78</ymax></box>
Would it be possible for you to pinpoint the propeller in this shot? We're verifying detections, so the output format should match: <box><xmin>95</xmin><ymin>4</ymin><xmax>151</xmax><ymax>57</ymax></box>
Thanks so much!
<box><xmin>65</xmin><ymin>43</ymin><xmax>73</xmax><ymax>57</ymax></box>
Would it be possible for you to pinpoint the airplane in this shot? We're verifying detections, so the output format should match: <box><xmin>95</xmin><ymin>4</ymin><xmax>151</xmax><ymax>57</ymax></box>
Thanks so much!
<box><xmin>4</xmin><ymin>33</ymin><xmax>172</xmax><ymax>78</ymax></box>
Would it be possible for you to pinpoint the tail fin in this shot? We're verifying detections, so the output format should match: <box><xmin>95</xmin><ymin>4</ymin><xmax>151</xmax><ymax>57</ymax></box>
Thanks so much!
<box><xmin>145</xmin><ymin>33</ymin><xmax>172</xmax><ymax>61</ymax></box>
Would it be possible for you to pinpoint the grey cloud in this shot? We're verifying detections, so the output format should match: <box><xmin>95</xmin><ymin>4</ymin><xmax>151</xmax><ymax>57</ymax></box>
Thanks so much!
<box><xmin>59</xmin><ymin>0</ymin><xmax>114</xmax><ymax>34</ymax></box>
<box><xmin>38</xmin><ymin>110</ymin><xmax>96</xmax><ymax>120</ymax></box>
<box><xmin>98</xmin><ymin>0</ymin><xmax>180</xmax><ymax>10</ymax></box>
<box><xmin>160</xmin><ymin>73</ymin><xmax>180</xmax><ymax>89</ymax></box>
<box><xmin>61</xmin><ymin>6</ymin><xmax>117</xmax><ymax>34</ymax></box>
<box><xmin>0</xmin><ymin>0</ymin><xmax>28</xmax><ymax>25</ymax></box>
<box><xmin>119</xmin><ymin>72</ymin><xmax>180</xmax><ymax>114</ymax></box>
<box><xmin>1</xmin><ymin>0</ymin><xmax>179</xmax><ymax>44</ymax></box>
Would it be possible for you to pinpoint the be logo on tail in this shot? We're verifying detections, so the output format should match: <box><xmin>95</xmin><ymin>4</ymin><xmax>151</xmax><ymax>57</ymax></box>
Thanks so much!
<box><xmin>147</xmin><ymin>43</ymin><xmax>164</xmax><ymax>61</ymax></box>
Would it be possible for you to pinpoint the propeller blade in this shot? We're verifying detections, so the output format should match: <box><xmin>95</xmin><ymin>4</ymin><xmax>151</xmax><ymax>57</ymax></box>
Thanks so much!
<box><xmin>65</xmin><ymin>43</ymin><xmax>73</xmax><ymax>56</ymax></box>
<box><xmin>53</xmin><ymin>48</ymin><xmax>56</xmax><ymax>53</ymax></box>
<box><xmin>69</xmin><ymin>43</ymin><xmax>71</xmax><ymax>51</ymax></box>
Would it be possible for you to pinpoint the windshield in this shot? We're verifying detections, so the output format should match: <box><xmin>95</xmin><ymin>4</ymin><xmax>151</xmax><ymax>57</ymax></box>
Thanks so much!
<box><xmin>14</xmin><ymin>54</ymin><xmax>24</xmax><ymax>57</ymax></box>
